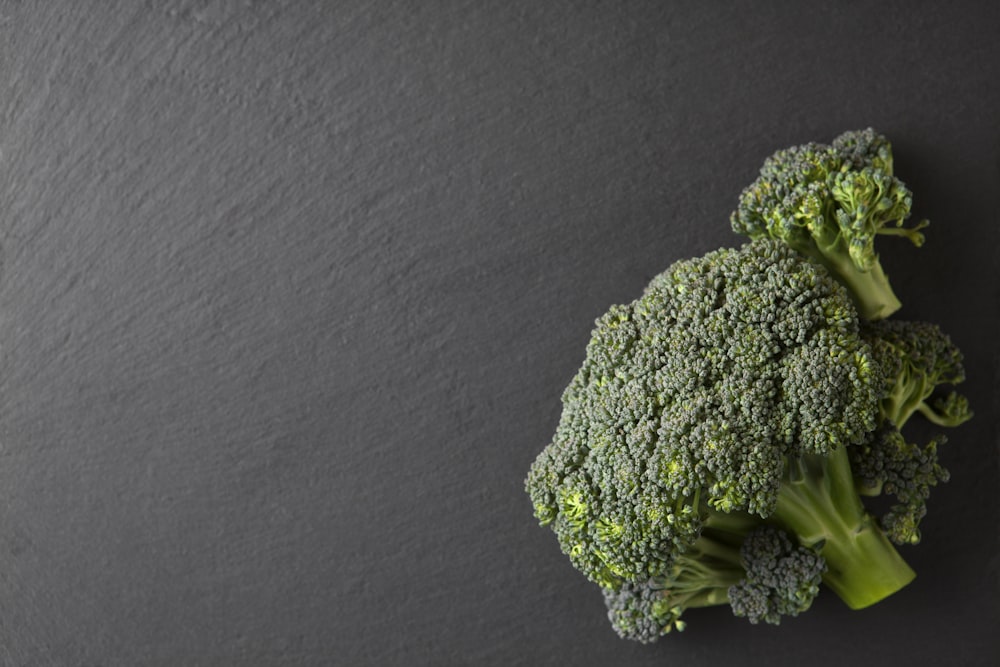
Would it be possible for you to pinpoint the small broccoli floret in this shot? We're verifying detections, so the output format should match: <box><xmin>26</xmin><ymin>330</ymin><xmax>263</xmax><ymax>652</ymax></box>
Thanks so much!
<box><xmin>729</xmin><ymin>526</ymin><xmax>826</xmax><ymax>625</ymax></box>
<box><xmin>863</xmin><ymin>319</ymin><xmax>972</xmax><ymax>428</ymax></box>
<box><xmin>602</xmin><ymin>511</ymin><xmax>778</xmax><ymax>641</ymax></box>
<box><xmin>851</xmin><ymin>425</ymin><xmax>950</xmax><ymax>545</ymax></box>
<box><xmin>928</xmin><ymin>392</ymin><xmax>972</xmax><ymax>426</ymax></box>
<box><xmin>603</xmin><ymin>580</ymin><xmax>681</xmax><ymax>643</ymax></box>
<box><xmin>526</xmin><ymin>239</ymin><xmax>917</xmax><ymax>633</ymax></box>
<box><xmin>731</xmin><ymin>129</ymin><xmax>927</xmax><ymax>320</ymax></box>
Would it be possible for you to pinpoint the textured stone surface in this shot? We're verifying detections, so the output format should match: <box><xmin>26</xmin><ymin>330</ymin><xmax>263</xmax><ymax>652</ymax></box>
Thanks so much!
<box><xmin>0</xmin><ymin>1</ymin><xmax>996</xmax><ymax>664</ymax></box>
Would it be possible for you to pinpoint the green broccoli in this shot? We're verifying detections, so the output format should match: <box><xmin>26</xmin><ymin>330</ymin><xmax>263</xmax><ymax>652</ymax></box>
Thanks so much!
<box><xmin>728</xmin><ymin>526</ymin><xmax>826</xmax><ymax>625</ymax></box>
<box><xmin>604</xmin><ymin>523</ymin><xmax>824</xmax><ymax>642</ymax></box>
<box><xmin>730</xmin><ymin>129</ymin><xmax>927</xmax><ymax>321</ymax></box>
<box><xmin>824</xmin><ymin>319</ymin><xmax>971</xmax><ymax>547</ymax></box>
<box><xmin>526</xmin><ymin>239</ymin><xmax>919</xmax><ymax>638</ymax></box>
<box><xmin>862</xmin><ymin>319</ymin><xmax>972</xmax><ymax>428</ymax></box>
<box><xmin>850</xmin><ymin>424</ymin><xmax>950</xmax><ymax>546</ymax></box>
<box><xmin>603</xmin><ymin>579</ymin><xmax>685</xmax><ymax>643</ymax></box>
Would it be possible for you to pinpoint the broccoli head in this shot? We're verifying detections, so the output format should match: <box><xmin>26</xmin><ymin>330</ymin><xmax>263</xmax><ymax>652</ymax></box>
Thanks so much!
<box><xmin>526</xmin><ymin>239</ymin><xmax>917</xmax><ymax>637</ymax></box>
<box><xmin>731</xmin><ymin>129</ymin><xmax>927</xmax><ymax>321</ymax></box>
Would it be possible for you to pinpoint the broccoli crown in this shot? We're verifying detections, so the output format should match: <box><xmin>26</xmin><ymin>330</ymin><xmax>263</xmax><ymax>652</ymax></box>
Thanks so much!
<box><xmin>851</xmin><ymin>425</ymin><xmax>950</xmax><ymax>545</ymax></box>
<box><xmin>525</xmin><ymin>239</ymin><xmax>882</xmax><ymax>589</ymax></box>
<box><xmin>728</xmin><ymin>526</ymin><xmax>826</xmax><ymax>625</ymax></box>
<box><xmin>862</xmin><ymin>319</ymin><xmax>972</xmax><ymax>428</ymax></box>
<box><xmin>732</xmin><ymin>128</ymin><xmax>923</xmax><ymax>268</ymax></box>
<box><xmin>730</xmin><ymin>129</ymin><xmax>927</xmax><ymax>320</ymax></box>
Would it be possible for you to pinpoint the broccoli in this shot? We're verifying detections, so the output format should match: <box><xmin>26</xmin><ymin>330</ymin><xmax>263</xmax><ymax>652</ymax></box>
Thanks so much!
<box><xmin>731</xmin><ymin>129</ymin><xmax>927</xmax><ymax>321</ymax></box>
<box><xmin>604</xmin><ymin>523</ymin><xmax>824</xmax><ymax>642</ymax></box>
<box><xmin>862</xmin><ymin>319</ymin><xmax>972</xmax><ymax>428</ymax></box>
<box><xmin>818</xmin><ymin>319</ymin><xmax>970</xmax><ymax>547</ymax></box>
<box><xmin>527</xmin><ymin>131</ymin><xmax>972</xmax><ymax>641</ymax></box>
<box><xmin>850</xmin><ymin>424</ymin><xmax>950</xmax><ymax>546</ymax></box>
<box><xmin>526</xmin><ymin>239</ymin><xmax>920</xmax><ymax>637</ymax></box>
<box><xmin>603</xmin><ymin>579</ymin><xmax>684</xmax><ymax>643</ymax></box>
<box><xmin>728</xmin><ymin>526</ymin><xmax>826</xmax><ymax>625</ymax></box>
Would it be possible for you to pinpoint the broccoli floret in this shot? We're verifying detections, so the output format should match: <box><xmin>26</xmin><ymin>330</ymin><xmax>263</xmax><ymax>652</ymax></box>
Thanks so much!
<box><xmin>603</xmin><ymin>580</ymin><xmax>682</xmax><ymax>643</ymax></box>
<box><xmin>600</xmin><ymin>515</ymin><xmax>749</xmax><ymax>642</ymax></box>
<box><xmin>731</xmin><ymin>129</ymin><xmax>927</xmax><ymax>321</ymax></box>
<box><xmin>851</xmin><ymin>425</ymin><xmax>950</xmax><ymax>545</ymax></box>
<box><xmin>526</xmin><ymin>239</ymin><xmax>917</xmax><ymax>636</ymax></box>
<box><xmin>842</xmin><ymin>320</ymin><xmax>969</xmax><ymax>546</ymax></box>
<box><xmin>862</xmin><ymin>319</ymin><xmax>972</xmax><ymax>428</ymax></box>
<box><xmin>729</xmin><ymin>526</ymin><xmax>826</xmax><ymax>625</ymax></box>
<box><xmin>603</xmin><ymin>518</ymin><xmax>820</xmax><ymax>640</ymax></box>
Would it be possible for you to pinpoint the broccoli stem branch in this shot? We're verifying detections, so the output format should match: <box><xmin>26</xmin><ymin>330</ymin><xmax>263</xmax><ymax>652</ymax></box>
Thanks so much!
<box><xmin>882</xmin><ymin>374</ymin><xmax>931</xmax><ymax>428</ymax></box>
<box><xmin>807</xmin><ymin>242</ymin><xmax>902</xmax><ymax>321</ymax></box>
<box><xmin>671</xmin><ymin>529</ymin><xmax>747</xmax><ymax>609</ymax></box>
<box><xmin>772</xmin><ymin>447</ymin><xmax>915</xmax><ymax>609</ymax></box>
<box><xmin>915</xmin><ymin>398</ymin><xmax>971</xmax><ymax>427</ymax></box>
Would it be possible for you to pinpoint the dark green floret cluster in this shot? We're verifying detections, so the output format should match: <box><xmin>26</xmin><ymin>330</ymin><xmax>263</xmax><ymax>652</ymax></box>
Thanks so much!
<box><xmin>862</xmin><ymin>319</ymin><xmax>972</xmax><ymax>429</ymax></box>
<box><xmin>525</xmin><ymin>130</ymin><xmax>971</xmax><ymax>642</ymax></box>
<box><xmin>728</xmin><ymin>526</ymin><xmax>826</xmax><ymax>625</ymax></box>
<box><xmin>731</xmin><ymin>128</ymin><xmax>927</xmax><ymax>321</ymax></box>
<box><xmin>850</xmin><ymin>425</ymin><xmax>949</xmax><ymax>546</ymax></box>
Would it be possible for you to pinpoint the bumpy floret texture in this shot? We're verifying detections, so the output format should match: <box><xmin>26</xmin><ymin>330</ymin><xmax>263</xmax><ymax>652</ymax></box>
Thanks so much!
<box><xmin>862</xmin><ymin>319</ymin><xmax>972</xmax><ymax>428</ymax></box>
<box><xmin>728</xmin><ymin>527</ymin><xmax>826</xmax><ymax>625</ymax></box>
<box><xmin>730</xmin><ymin>129</ymin><xmax>927</xmax><ymax>320</ymax></box>
<box><xmin>851</xmin><ymin>425</ymin><xmax>950</xmax><ymax>545</ymax></box>
<box><xmin>525</xmin><ymin>239</ymin><xmax>883</xmax><ymax>589</ymax></box>
<box><xmin>603</xmin><ymin>580</ymin><xmax>682</xmax><ymax>643</ymax></box>
<box><xmin>732</xmin><ymin>128</ymin><xmax>924</xmax><ymax>270</ymax></box>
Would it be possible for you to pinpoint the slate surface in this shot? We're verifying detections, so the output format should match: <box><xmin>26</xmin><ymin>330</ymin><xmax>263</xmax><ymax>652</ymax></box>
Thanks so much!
<box><xmin>0</xmin><ymin>2</ymin><xmax>997</xmax><ymax>665</ymax></box>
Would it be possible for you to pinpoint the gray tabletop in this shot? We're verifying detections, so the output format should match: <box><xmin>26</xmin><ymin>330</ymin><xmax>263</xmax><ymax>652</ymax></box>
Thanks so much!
<box><xmin>0</xmin><ymin>2</ymin><xmax>997</xmax><ymax>665</ymax></box>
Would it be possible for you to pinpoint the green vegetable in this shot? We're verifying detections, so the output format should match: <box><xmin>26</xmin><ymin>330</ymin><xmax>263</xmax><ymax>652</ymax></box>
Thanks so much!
<box><xmin>525</xmin><ymin>158</ymin><xmax>971</xmax><ymax>641</ymax></box>
<box><xmin>731</xmin><ymin>129</ymin><xmax>927</xmax><ymax>321</ymax></box>
<box><xmin>850</xmin><ymin>425</ymin><xmax>950</xmax><ymax>546</ymax></box>
<box><xmin>728</xmin><ymin>526</ymin><xmax>826</xmax><ymax>626</ymax></box>
<box><xmin>604</xmin><ymin>523</ymin><xmax>825</xmax><ymax>642</ymax></box>
<box><xmin>863</xmin><ymin>319</ymin><xmax>972</xmax><ymax>428</ymax></box>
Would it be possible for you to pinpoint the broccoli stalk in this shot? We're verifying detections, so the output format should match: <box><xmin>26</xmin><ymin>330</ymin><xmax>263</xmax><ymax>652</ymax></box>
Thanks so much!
<box><xmin>664</xmin><ymin>528</ymin><xmax>747</xmax><ymax>610</ymax></box>
<box><xmin>791</xmin><ymin>236</ymin><xmax>902</xmax><ymax>324</ymax></box>
<box><xmin>772</xmin><ymin>447</ymin><xmax>914</xmax><ymax>609</ymax></box>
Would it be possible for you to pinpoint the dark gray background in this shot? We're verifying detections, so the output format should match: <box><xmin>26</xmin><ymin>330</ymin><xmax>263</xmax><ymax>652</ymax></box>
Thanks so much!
<box><xmin>0</xmin><ymin>1</ymin><xmax>997</xmax><ymax>665</ymax></box>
